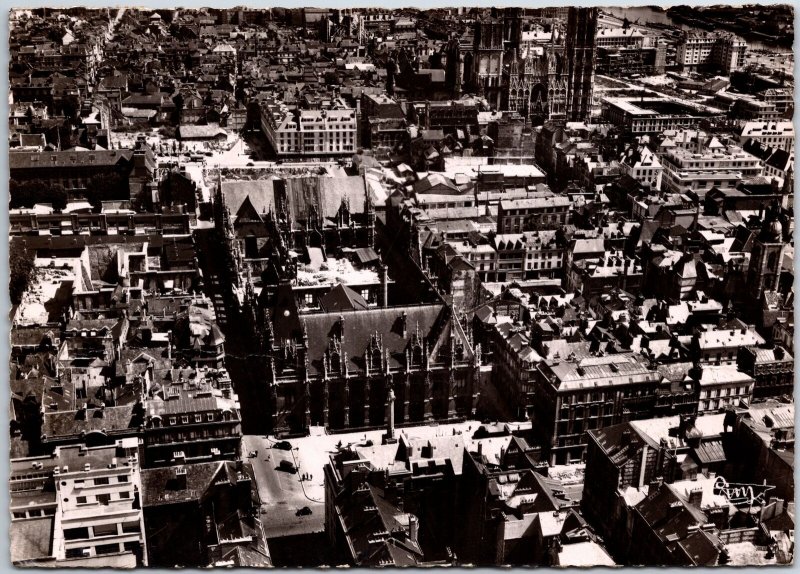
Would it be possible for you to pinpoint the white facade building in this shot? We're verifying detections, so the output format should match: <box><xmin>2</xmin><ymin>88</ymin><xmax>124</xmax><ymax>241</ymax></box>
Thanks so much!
<box><xmin>620</xmin><ymin>145</ymin><xmax>663</xmax><ymax>191</ymax></box>
<box><xmin>739</xmin><ymin>121</ymin><xmax>795</xmax><ymax>152</ymax></box>
<box><xmin>261</xmin><ymin>101</ymin><xmax>358</xmax><ymax>157</ymax></box>
<box><xmin>676</xmin><ymin>32</ymin><xmax>747</xmax><ymax>73</ymax></box>
<box><xmin>660</xmin><ymin>144</ymin><xmax>762</xmax><ymax>195</ymax></box>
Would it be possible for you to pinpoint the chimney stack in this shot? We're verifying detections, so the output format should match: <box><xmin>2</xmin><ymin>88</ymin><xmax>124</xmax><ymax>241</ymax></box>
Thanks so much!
<box><xmin>408</xmin><ymin>514</ymin><xmax>419</xmax><ymax>543</ymax></box>
<box><xmin>175</xmin><ymin>466</ymin><xmax>187</xmax><ymax>490</ymax></box>
<box><xmin>688</xmin><ymin>487</ymin><xmax>703</xmax><ymax>508</ymax></box>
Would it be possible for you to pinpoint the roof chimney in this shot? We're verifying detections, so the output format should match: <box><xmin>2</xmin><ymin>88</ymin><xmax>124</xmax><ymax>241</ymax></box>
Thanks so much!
<box><xmin>175</xmin><ymin>466</ymin><xmax>187</xmax><ymax>490</ymax></box>
<box><xmin>688</xmin><ymin>487</ymin><xmax>703</xmax><ymax>508</ymax></box>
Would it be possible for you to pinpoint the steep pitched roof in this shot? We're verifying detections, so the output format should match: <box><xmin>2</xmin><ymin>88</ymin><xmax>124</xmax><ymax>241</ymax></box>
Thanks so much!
<box><xmin>319</xmin><ymin>284</ymin><xmax>370</xmax><ymax>313</ymax></box>
<box><xmin>294</xmin><ymin>304</ymin><xmax>459</xmax><ymax>376</ymax></box>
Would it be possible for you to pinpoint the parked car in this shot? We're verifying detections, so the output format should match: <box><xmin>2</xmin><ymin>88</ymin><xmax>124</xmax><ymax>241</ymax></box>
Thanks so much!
<box><xmin>296</xmin><ymin>506</ymin><xmax>312</xmax><ymax>516</ymax></box>
<box><xmin>247</xmin><ymin>450</ymin><xmax>258</xmax><ymax>458</ymax></box>
<box><xmin>274</xmin><ymin>441</ymin><xmax>293</xmax><ymax>450</ymax></box>
<box><xmin>279</xmin><ymin>460</ymin><xmax>297</xmax><ymax>473</ymax></box>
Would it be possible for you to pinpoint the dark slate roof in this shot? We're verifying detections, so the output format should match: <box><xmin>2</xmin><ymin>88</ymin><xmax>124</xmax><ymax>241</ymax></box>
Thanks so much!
<box><xmin>42</xmin><ymin>405</ymin><xmax>138</xmax><ymax>439</ymax></box>
<box><xmin>589</xmin><ymin>422</ymin><xmax>659</xmax><ymax>468</ymax></box>
<box><xmin>299</xmin><ymin>304</ymin><xmax>448</xmax><ymax>376</ymax></box>
<box><xmin>282</xmin><ymin>176</ymin><xmax>367</xmax><ymax>219</ymax></box>
<box><xmin>319</xmin><ymin>284</ymin><xmax>370</xmax><ymax>313</ymax></box>
<box><xmin>221</xmin><ymin>180</ymin><xmax>277</xmax><ymax>216</ymax></box>
<box><xmin>141</xmin><ymin>461</ymin><xmax>220</xmax><ymax>507</ymax></box>
<box><xmin>691</xmin><ymin>440</ymin><xmax>726</xmax><ymax>465</ymax></box>
<box><xmin>9</xmin><ymin>149</ymin><xmax>134</xmax><ymax>170</ymax></box>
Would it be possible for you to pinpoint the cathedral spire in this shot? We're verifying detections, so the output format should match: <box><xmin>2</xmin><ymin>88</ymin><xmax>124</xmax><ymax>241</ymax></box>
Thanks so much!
<box><xmin>510</xmin><ymin>47</ymin><xmax>519</xmax><ymax>80</ymax></box>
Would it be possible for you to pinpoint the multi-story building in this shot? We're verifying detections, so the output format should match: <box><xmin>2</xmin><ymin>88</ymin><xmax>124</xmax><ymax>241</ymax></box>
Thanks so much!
<box><xmin>9</xmin><ymin>142</ymin><xmax>156</xmax><ymax>196</ymax></box>
<box><xmin>602</xmin><ymin>96</ymin><xmax>723</xmax><ymax>135</ymax></box>
<box><xmin>260</xmin><ymin>100</ymin><xmax>358</xmax><ymax>157</ymax></box>
<box><xmin>659</xmin><ymin>144</ymin><xmax>762</xmax><ymax>195</ymax></box>
<box><xmin>737</xmin><ymin>344</ymin><xmax>794</xmax><ymax>399</ymax></box>
<box><xmin>533</xmin><ymin>352</ymin><xmax>665</xmax><ymax>464</ymax></box>
<box><xmin>142</xmin><ymin>461</ymin><xmax>270</xmax><ymax>567</ymax></box>
<box><xmin>596</xmin><ymin>44</ymin><xmax>666</xmax><ymax>77</ymax></box>
<box><xmin>416</xmin><ymin>98</ymin><xmax>482</xmax><ymax>135</ymax></box>
<box><xmin>676</xmin><ymin>32</ymin><xmax>747</xmax><ymax>73</ymax></box>
<box><xmin>324</xmin><ymin>431</ymin><xmax>463</xmax><ymax>566</ymax></box>
<box><xmin>10</xmin><ymin>440</ymin><xmax>146</xmax><ymax>567</ymax></box>
<box><xmin>732</xmin><ymin>400</ymin><xmax>794</xmax><ymax>503</ymax></box>
<box><xmin>360</xmin><ymin>93</ymin><xmax>407</xmax><ymax>150</ymax></box>
<box><xmin>692</xmin><ymin>326</ymin><xmax>766</xmax><ymax>365</ymax></box>
<box><xmin>566</xmin><ymin>250</ymin><xmax>643</xmax><ymax>298</ymax></box>
<box><xmin>457</xmin><ymin>438</ymin><xmax>607</xmax><ymax>566</ymax></box>
<box><xmin>10</xmin><ymin>210</ymin><xmax>194</xmax><ymax>237</ymax></box>
<box><xmin>594</xmin><ymin>27</ymin><xmax>645</xmax><ymax>49</ymax></box>
<box><xmin>582</xmin><ymin>422</ymin><xmax>679</xmax><ymax>550</ymax></box>
<box><xmin>143</xmin><ymin>367</ymin><xmax>242</xmax><ymax>467</ymax></box>
<box><xmin>738</xmin><ymin>121</ymin><xmax>795</xmax><ymax>152</ymax></box>
<box><xmin>761</xmin><ymin>88</ymin><xmax>794</xmax><ymax>115</ymax></box>
<box><xmin>497</xmin><ymin>195</ymin><xmax>571</xmax><ymax>233</ymax></box>
<box><xmin>687</xmin><ymin>364</ymin><xmax>754</xmax><ymax>413</ymax></box>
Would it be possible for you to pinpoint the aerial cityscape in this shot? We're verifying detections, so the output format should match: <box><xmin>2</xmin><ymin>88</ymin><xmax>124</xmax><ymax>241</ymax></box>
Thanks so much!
<box><xmin>7</xmin><ymin>4</ymin><xmax>795</xmax><ymax>568</ymax></box>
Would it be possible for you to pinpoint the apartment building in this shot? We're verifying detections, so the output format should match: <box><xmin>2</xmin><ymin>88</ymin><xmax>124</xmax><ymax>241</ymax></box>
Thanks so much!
<box><xmin>738</xmin><ymin>121</ymin><xmax>795</xmax><ymax>152</ymax></box>
<box><xmin>602</xmin><ymin>96</ymin><xmax>723</xmax><ymax>135</ymax></box>
<box><xmin>676</xmin><ymin>32</ymin><xmax>747</xmax><ymax>73</ymax></box>
<box><xmin>497</xmin><ymin>195</ymin><xmax>571</xmax><ymax>233</ymax></box>
<box><xmin>534</xmin><ymin>353</ymin><xmax>665</xmax><ymax>464</ymax></box>
<box><xmin>10</xmin><ymin>440</ymin><xmax>146</xmax><ymax>567</ymax></box>
<box><xmin>687</xmin><ymin>364</ymin><xmax>754</xmax><ymax>414</ymax></box>
<box><xmin>143</xmin><ymin>367</ymin><xmax>242</xmax><ymax>467</ymax></box>
<box><xmin>260</xmin><ymin>101</ymin><xmax>358</xmax><ymax>157</ymax></box>
<box><xmin>660</xmin><ymin>144</ymin><xmax>762</xmax><ymax>195</ymax></box>
<box><xmin>594</xmin><ymin>27</ymin><xmax>645</xmax><ymax>49</ymax></box>
<box><xmin>692</xmin><ymin>326</ymin><xmax>766</xmax><ymax>366</ymax></box>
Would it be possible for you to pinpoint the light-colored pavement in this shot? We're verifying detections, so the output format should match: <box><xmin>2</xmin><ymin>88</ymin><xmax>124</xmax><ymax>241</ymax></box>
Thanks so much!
<box><xmin>241</xmin><ymin>419</ymin><xmax>529</xmax><ymax>540</ymax></box>
<box><xmin>242</xmin><ymin>435</ymin><xmax>325</xmax><ymax>539</ymax></box>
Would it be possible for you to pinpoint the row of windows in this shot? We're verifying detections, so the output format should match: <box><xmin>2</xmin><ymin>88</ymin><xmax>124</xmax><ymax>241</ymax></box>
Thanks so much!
<box><xmin>148</xmin><ymin>427</ymin><xmax>235</xmax><ymax>444</ymax></box>
<box><xmin>73</xmin><ymin>475</ymin><xmax>128</xmax><ymax>487</ymax></box>
<box><xmin>699</xmin><ymin>386</ymin><xmax>750</xmax><ymax>399</ymax></box>
<box><xmin>64</xmin><ymin>521</ymin><xmax>141</xmax><ymax>541</ymax></box>
<box><xmin>12</xmin><ymin>507</ymin><xmax>56</xmax><ymax>519</ymax></box>
<box><xmin>74</xmin><ymin>490</ymin><xmax>131</xmax><ymax>505</ymax></box>
<box><xmin>65</xmin><ymin>541</ymin><xmax>140</xmax><ymax>559</ymax></box>
<box><xmin>166</xmin><ymin>413</ymin><xmax>216</xmax><ymax>425</ymax></box>
<box><xmin>698</xmin><ymin>397</ymin><xmax>741</xmax><ymax>411</ymax></box>
<box><xmin>528</xmin><ymin>260</ymin><xmax>559</xmax><ymax>270</ymax></box>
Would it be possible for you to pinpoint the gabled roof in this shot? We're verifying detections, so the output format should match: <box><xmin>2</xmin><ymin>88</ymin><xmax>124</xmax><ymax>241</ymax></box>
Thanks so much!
<box><xmin>319</xmin><ymin>284</ymin><xmax>370</xmax><ymax>313</ymax></box>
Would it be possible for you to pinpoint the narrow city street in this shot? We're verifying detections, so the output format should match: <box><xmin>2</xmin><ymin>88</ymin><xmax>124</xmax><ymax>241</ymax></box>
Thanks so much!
<box><xmin>242</xmin><ymin>435</ymin><xmax>325</xmax><ymax>538</ymax></box>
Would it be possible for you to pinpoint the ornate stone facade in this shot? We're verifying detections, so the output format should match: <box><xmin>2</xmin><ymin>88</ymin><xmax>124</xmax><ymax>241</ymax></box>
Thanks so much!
<box><xmin>243</xmin><ymin>281</ymin><xmax>484</xmax><ymax>434</ymax></box>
